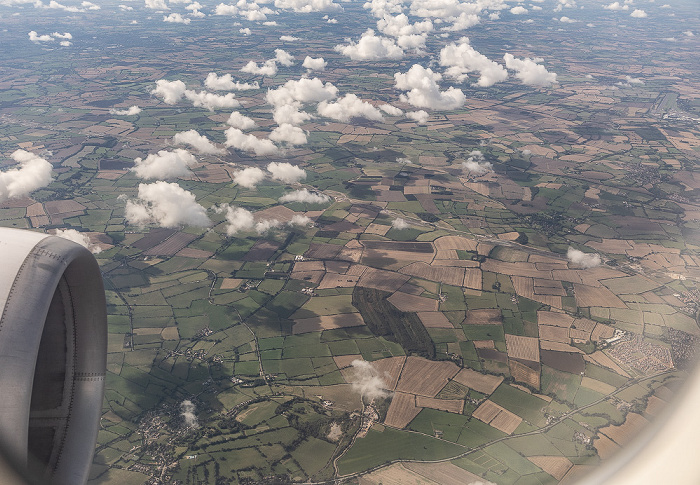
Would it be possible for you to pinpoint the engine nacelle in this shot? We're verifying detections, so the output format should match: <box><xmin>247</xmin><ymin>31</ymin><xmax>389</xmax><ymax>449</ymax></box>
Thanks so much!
<box><xmin>0</xmin><ymin>228</ymin><xmax>107</xmax><ymax>485</ymax></box>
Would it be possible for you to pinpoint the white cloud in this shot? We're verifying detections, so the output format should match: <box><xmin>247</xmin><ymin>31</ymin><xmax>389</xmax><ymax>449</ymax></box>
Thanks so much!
<box><xmin>124</xmin><ymin>181</ymin><xmax>210</xmax><ymax>228</ymax></box>
<box><xmin>683</xmin><ymin>31</ymin><xmax>695</xmax><ymax>37</ymax></box>
<box><xmin>272</xmin><ymin>102</ymin><xmax>314</xmax><ymax>125</ymax></box>
<box><xmin>145</xmin><ymin>0</ymin><xmax>168</xmax><ymax>9</ymax></box>
<box><xmin>334</xmin><ymin>29</ymin><xmax>404</xmax><ymax>61</ymax></box>
<box><xmin>327</xmin><ymin>17</ymin><xmax>338</xmax><ymax>23</ymax></box>
<box><xmin>567</xmin><ymin>247</ymin><xmax>601</xmax><ymax>269</ymax></box>
<box><xmin>173</xmin><ymin>130</ymin><xmax>225</xmax><ymax>155</ymax></box>
<box><xmin>217</xmin><ymin>204</ymin><xmax>255</xmax><ymax>235</ymax></box>
<box><xmin>394</xmin><ymin>64</ymin><xmax>465</xmax><ymax>110</ymax></box>
<box><xmin>51</xmin><ymin>32</ymin><xmax>72</xmax><ymax>39</ymax></box>
<box><xmin>226</xmin><ymin>111</ymin><xmax>257</xmax><ymax>130</ymax></box>
<box><xmin>274</xmin><ymin>0</ymin><xmax>341</xmax><ymax>13</ymax></box>
<box><xmin>348</xmin><ymin>360</ymin><xmax>390</xmax><ymax>401</ymax></box>
<box><xmin>380</xmin><ymin>104</ymin><xmax>403</xmax><ymax>116</ymax></box>
<box><xmin>604</xmin><ymin>1</ymin><xmax>628</xmax><ymax>10</ymax></box>
<box><xmin>240</xmin><ymin>59</ymin><xmax>277</xmax><ymax>76</ymax></box>
<box><xmin>510</xmin><ymin>5</ymin><xmax>527</xmax><ymax>14</ymax></box>
<box><xmin>317</xmin><ymin>93</ymin><xmax>384</xmax><ymax>123</ymax></box>
<box><xmin>441</xmin><ymin>12</ymin><xmax>480</xmax><ymax>31</ymax></box>
<box><xmin>630</xmin><ymin>8</ymin><xmax>647</xmax><ymax>17</ymax></box>
<box><xmin>205</xmin><ymin>73</ymin><xmax>259</xmax><ymax>91</ymax></box>
<box><xmin>279</xmin><ymin>188</ymin><xmax>330</xmax><ymax>204</ymax></box>
<box><xmin>269</xmin><ymin>123</ymin><xmax>308</xmax><ymax>145</ymax></box>
<box><xmin>233</xmin><ymin>167</ymin><xmax>266</xmax><ymax>189</ymax></box>
<box><xmin>280</xmin><ymin>35</ymin><xmax>300</xmax><ymax>41</ymax></box>
<box><xmin>559</xmin><ymin>16</ymin><xmax>576</xmax><ymax>22</ymax></box>
<box><xmin>180</xmin><ymin>400</ymin><xmax>199</xmax><ymax>428</ymax></box>
<box><xmin>225</xmin><ymin>128</ymin><xmax>278</xmax><ymax>156</ymax></box>
<box><xmin>184</xmin><ymin>90</ymin><xmax>240</xmax><ymax>111</ymax></box>
<box><xmin>267</xmin><ymin>162</ymin><xmax>306</xmax><ymax>183</ymax></box>
<box><xmin>0</xmin><ymin>150</ymin><xmax>53</xmax><ymax>202</ymax></box>
<box><xmin>266</xmin><ymin>77</ymin><xmax>338</xmax><ymax>106</ymax></box>
<box><xmin>289</xmin><ymin>214</ymin><xmax>312</xmax><ymax>226</ymax></box>
<box><xmin>119</xmin><ymin>5</ymin><xmax>134</xmax><ymax>11</ymax></box>
<box><xmin>132</xmin><ymin>149</ymin><xmax>197</xmax><ymax>180</ymax></box>
<box><xmin>151</xmin><ymin>79</ymin><xmax>187</xmax><ymax>104</ymax></box>
<box><xmin>28</xmin><ymin>31</ymin><xmax>54</xmax><ymax>42</ymax></box>
<box><xmin>503</xmin><ymin>53</ymin><xmax>557</xmax><ymax>87</ymax></box>
<box><xmin>163</xmin><ymin>13</ymin><xmax>190</xmax><ymax>23</ymax></box>
<box><xmin>439</xmin><ymin>37</ymin><xmax>508</xmax><ymax>87</ymax></box>
<box><xmin>406</xmin><ymin>110</ymin><xmax>429</xmax><ymax>124</ymax></box>
<box><xmin>53</xmin><ymin>229</ymin><xmax>101</xmax><ymax>254</ymax></box>
<box><xmin>462</xmin><ymin>150</ymin><xmax>493</xmax><ymax>174</ymax></box>
<box><xmin>274</xmin><ymin>48</ymin><xmax>295</xmax><ymax>66</ymax></box>
<box><xmin>240</xmin><ymin>27</ymin><xmax>252</xmax><ymax>36</ymax></box>
<box><xmin>303</xmin><ymin>56</ymin><xmax>327</xmax><ymax>71</ymax></box>
<box><xmin>392</xmin><ymin>218</ymin><xmax>409</xmax><ymax>229</ymax></box>
<box><xmin>109</xmin><ymin>106</ymin><xmax>141</xmax><ymax>116</ymax></box>
<box><xmin>377</xmin><ymin>13</ymin><xmax>433</xmax><ymax>38</ymax></box>
<box><xmin>617</xmin><ymin>75</ymin><xmax>644</xmax><ymax>86</ymax></box>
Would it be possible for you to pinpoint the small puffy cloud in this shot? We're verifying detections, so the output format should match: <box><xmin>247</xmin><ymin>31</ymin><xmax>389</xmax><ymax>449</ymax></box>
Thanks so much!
<box><xmin>394</xmin><ymin>64</ymin><xmax>465</xmax><ymax>110</ymax></box>
<box><xmin>604</xmin><ymin>1</ymin><xmax>628</xmax><ymax>10</ymax></box>
<box><xmin>616</xmin><ymin>75</ymin><xmax>644</xmax><ymax>86</ymax></box>
<box><xmin>52</xmin><ymin>32</ymin><xmax>72</xmax><ymax>39</ymax></box>
<box><xmin>124</xmin><ymin>181</ymin><xmax>210</xmax><ymax>228</ymax></box>
<box><xmin>53</xmin><ymin>229</ymin><xmax>101</xmax><ymax>254</ymax></box>
<box><xmin>233</xmin><ymin>167</ymin><xmax>266</xmax><ymax>189</ymax></box>
<box><xmin>173</xmin><ymin>130</ymin><xmax>225</xmax><ymax>155</ymax></box>
<box><xmin>503</xmin><ymin>54</ymin><xmax>557</xmax><ymax>87</ymax></box>
<box><xmin>132</xmin><ymin>149</ymin><xmax>197</xmax><ymax>180</ymax></box>
<box><xmin>303</xmin><ymin>56</ymin><xmax>327</xmax><ymax>71</ymax></box>
<box><xmin>274</xmin><ymin>48</ymin><xmax>295</xmax><ymax>67</ymax></box>
<box><xmin>28</xmin><ymin>31</ymin><xmax>54</xmax><ymax>42</ymax></box>
<box><xmin>510</xmin><ymin>5</ymin><xmax>528</xmax><ymax>14</ymax></box>
<box><xmin>441</xmin><ymin>12</ymin><xmax>480</xmax><ymax>31</ymax></box>
<box><xmin>240</xmin><ymin>27</ymin><xmax>252</xmax><ymax>36</ymax></box>
<box><xmin>392</xmin><ymin>218</ymin><xmax>409</xmax><ymax>229</ymax></box>
<box><xmin>274</xmin><ymin>0</ymin><xmax>341</xmax><ymax>13</ymax></box>
<box><xmin>184</xmin><ymin>90</ymin><xmax>240</xmax><ymax>111</ymax></box>
<box><xmin>630</xmin><ymin>8</ymin><xmax>647</xmax><ymax>17</ymax></box>
<box><xmin>145</xmin><ymin>0</ymin><xmax>168</xmax><ymax>9</ymax></box>
<box><xmin>272</xmin><ymin>102</ymin><xmax>313</xmax><ymax>125</ymax></box>
<box><xmin>180</xmin><ymin>400</ymin><xmax>198</xmax><ymax>428</ymax></box>
<box><xmin>317</xmin><ymin>93</ymin><xmax>384</xmax><ymax>123</ymax></box>
<box><xmin>266</xmin><ymin>77</ymin><xmax>338</xmax><ymax>106</ymax></box>
<box><xmin>348</xmin><ymin>360</ymin><xmax>390</xmax><ymax>401</ymax></box>
<box><xmin>377</xmin><ymin>13</ymin><xmax>433</xmax><ymax>38</ymax></box>
<box><xmin>205</xmin><ymin>73</ymin><xmax>259</xmax><ymax>91</ymax></box>
<box><xmin>0</xmin><ymin>150</ymin><xmax>53</xmax><ymax>202</ymax></box>
<box><xmin>151</xmin><ymin>79</ymin><xmax>187</xmax><ymax>104</ymax></box>
<box><xmin>567</xmin><ymin>247</ymin><xmax>601</xmax><ymax>269</ymax></box>
<box><xmin>439</xmin><ymin>37</ymin><xmax>508</xmax><ymax>87</ymax></box>
<box><xmin>406</xmin><ymin>110</ymin><xmax>429</xmax><ymax>124</ymax></box>
<box><xmin>683</xmin><ymin>31</ymin><xmax>695</xmax><ymax>37</ymax></box>
<box><xmin>109</xmin><ymin>106</ymin><xmax>141</xmax><ymax>116</ymax></box>
<box><xmin>462</xmin><ymin>150</ymin><xmax>493</xmax><ymax>174</ymax></box>
<box><xmin>279</xmin><ymin>188</ymin><xmax>330</xmax><ymax>204</ymax></box>
<box><xmin>225</xmin><ymin>127</ymin><xmax>278</xmax><ymax>156</ymax></box>
<box><xmin>289</xmin><ymin>214</ymin><xmax>312</xmax><ymax>226</ymax></box>
<box><xmin>227</xmin><ymin>111</ymin><xmax>257</xmax><ymax>130</ymax></box>
<box><xmin>119</xmin><ymin>5</ymin><xmax>134</xmax><ymax>11</ymax></box>
<box><xmin>380</xmin><ymin>104</ymin><xmax>403</xmax><ymax>116</ymax></box>
<box><xmin>327</xmin><ymin>17</ymin><xmax>338</xmax><ymax>23</ymax></box>
<box><xmin>559</xmin><ymin>16</ymin><xmax>576</xmax><ymax>22</ymax></box>
<box><xmin>163</xmin><ymin>13</ymin><xmax>191</xmax><ymax>23</ymax></box>
<box><xmin>240</xmin><ymin>59</ymin><xmax>277</xmax><ymax>76</ymax></box>
<box><xmin>216</xmin><ymin>204</ymin><xmax>255</xmax><ymax>235</ymax></box>
<box><xmin>280</xmin><ymin>35</ymin><xmax>300</xmax><ymax>41</ymax></box>
<box><xmin>267</xmin><ymin>162</ymin><xmax>306</xmax><ymax>183</ymax></box>
<box><xmin>269</xmin><ymin>124</ymin><xmax>308</xmax><ymax>145</ymax></box>
<box><xmin>334</xmin><ymin>29</ymin><xmax>404</xmax><ymax>61</ymax></box>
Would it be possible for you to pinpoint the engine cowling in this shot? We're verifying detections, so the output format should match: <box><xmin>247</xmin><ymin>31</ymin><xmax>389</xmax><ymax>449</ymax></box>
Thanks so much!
<box><xmin>0</xmin><ymin>228</ymin><xmax>107</xmax><ymax>485</ymax></box>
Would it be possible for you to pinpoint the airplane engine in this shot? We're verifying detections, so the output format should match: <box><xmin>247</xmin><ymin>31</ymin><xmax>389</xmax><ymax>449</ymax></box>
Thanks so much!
<box><xmin>0</xmin><ymin>228</ymin><xmax>107</xmax><ymax>485</ymax></box>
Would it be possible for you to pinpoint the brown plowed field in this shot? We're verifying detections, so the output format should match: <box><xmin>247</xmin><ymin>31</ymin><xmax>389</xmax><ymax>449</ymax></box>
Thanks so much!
<box><xmin>384</xmin><ymin>391</ymin><xmax>421</xmax><ymax>429</ymax></box>
<box><xmin>415</xmin><ymin>396</ymin><xmax>464</xmax><ymax>414</ymax></box>
<box><xmin>505</xmin><ymin>334</ymin><xmax>540</xmax><ymax>362</ymax></box>
<box><xmin>527</xmin><ymin>456</ymin><xmax>573</xmax><ymax>481</ymax></box>
<box><xmin>395</xmin><ymin>357</ymin><xmax>460</xmax><ymax>397</ymax></box>
<box><xmin>452</xmin><ymin>367</ymin><xmax>503</xmax><ymax>394</ymax></box>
